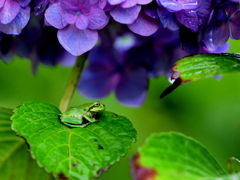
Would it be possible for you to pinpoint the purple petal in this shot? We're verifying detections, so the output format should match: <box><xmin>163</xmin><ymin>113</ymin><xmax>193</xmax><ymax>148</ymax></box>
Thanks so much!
<box><xmin>60</xmin><ymin>0</ymin><xmax>93</xmax><ymax>14</ymax></box>
<box><xmin>58</xmin><ymin>25</ymin><xmax>98</xmax><ymax>56</ymax></box>
<box><xmin>214</xmin><ymin>42</ymin><xmax>230</xmax><ymax>53</ymax></box>
<box><xmin>34</xmin><ymin>0</ymin><xmax>49</xmax><ymax>16</ymax></box>
<box><xmin>78</xmin><ymin>70</ymin><xmax>118</xmax><ymax>99</ymax></box>
<box><xmin>104</xmin><ymin>2</ymin><xmax>114</xmax><ymax>11</ymax></box>
<box><xmin>116</xmin><ymin>67</ymin><xmax>148</xmax><ymax>107</ymax></box>
<box><xmin>121</xmin><ymin>0</ymin><xmax>138</xmax><ymax>8</ymax></box>
<box><xmin>0</xmin><ymin>0</ymin><xmax>5</xmax><ymax>8</ymax></box>
<box><xmin>203</xmin><ymin>42</ymin><xmax>230</xmax><ymax>53</ymax></box>
<box><xmin>62</xmin><ymin>12</ymin><xmax>78</xmax><ymax>24</ymax></box>
<box><xmin>230</xmin><ymin>11</ymin><xmax>240</xmax><ymax>40</ymax></box>
<box><xmin>110</xmin><ymin>5</ymin><xmax>141</xmax><ymax>24</ymax></box>
<box><xmin>75</xmin><ymin>15</ymin><xmax>89</xmax><ymax>29</ymax></box>
<box><xmin>98</xmin><ymin>0</ymin><xmax>108</xmax><ymax>9</ymax></box>
<box><xmin>18</xmin><ymin>0</ymin><xmax>31</xmax><ymax>7</ymax></box>
<box><xmin>78</xmin><ymin>50</ymin><xmax>117</xmax><ymax>98</ymax></box>
<box><xmin>196</xmin><ymin>2</ymin><xmax>211</xmax><ymax>26</ymax></box>
<box><xmin>157</xmin><ymin>6</ymin><xmax>180</xmax><ymax>30</ymax></box>
<box><xmin>108</xmin><ymin>0</ymin><xmax>126</xmax><ymax>5</ymax></box>
<box><xmin>137</xmin><ymin>0</ymin><xmax>153</xmax><ymax>5</ymax></box>
<box><xmin>88</xmin><ymin>45</ymin><xmax>117</xmax><ymax>67</ymax></box>
<box><xmin>0</xmin><ymin>6</ymin><xmax>30</xmax><ymax>35</ymax></box>
<box><xmin>58</xmin><ymin>52</ymin><xmax>76</xmax><ymax>66</ymax></box>
<box><xmin>212</xmin><ymin>21</ymin><xmax>230</xmax><ymax>46</ymax></box>
<box><xmin>225</xmin><ymin>3</ymin><xmax>238</xmax><ymax>15</ymax></box>
<box><xmin>143</xmin><ymin>6</ymin><xmax>159</xmax><ymax>19</ymax></box>
<box><xmin>158</xmin><ymin>0</ymin><xmax>199</xmax><ymax>12</ymax></box>
<box><xmin>176</xmin><ymin>9</ymin><xmax>199</xmax><ymax>32</ymax></box>
<box><xmin>87</xmin><ymin>7</ymin><xmax>109</xmax><ymax>29</ymax></box>
<box><xmin>0</xmin><ymin>0</ymin><xmax>20</xmax><ymax>24</ymax></box>
<box><xmin>128</xmin><ymin>11</ymin><xmax>159</xmax><ymax>36</ymax></box>
<box><xmin>45</xmin><ymin>2</ymin><xmax>67</xmax><ymax>29</ymax></box>
<box><xmin>78</xmin><ymin>44</ymin><xmax>119</xmax><ymax>98</ymax></box>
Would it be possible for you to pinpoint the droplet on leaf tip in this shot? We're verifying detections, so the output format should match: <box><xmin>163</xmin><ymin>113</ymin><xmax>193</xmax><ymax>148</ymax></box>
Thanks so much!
<box><xmin>160</xmin><ymin>78</ymin><xmax>183</xmax><ymax>98</ymax></box>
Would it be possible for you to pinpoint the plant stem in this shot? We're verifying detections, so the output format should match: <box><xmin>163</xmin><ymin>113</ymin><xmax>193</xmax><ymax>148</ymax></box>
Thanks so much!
<box><xmin>59</xmin><ymin>54</ymin><xmax>87</xmax><ymax>112</ymax></box>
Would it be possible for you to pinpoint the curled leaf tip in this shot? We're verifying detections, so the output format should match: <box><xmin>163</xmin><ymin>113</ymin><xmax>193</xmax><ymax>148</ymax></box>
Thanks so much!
<box><xmin>160</xmin><ymin>78</ymin><xmax>183</xmax><ymax>98</ymax></box>
<box><xmin>131</xmin><ymin>153</ymin><xmax>158</xmax><ymax>180</ymax></box>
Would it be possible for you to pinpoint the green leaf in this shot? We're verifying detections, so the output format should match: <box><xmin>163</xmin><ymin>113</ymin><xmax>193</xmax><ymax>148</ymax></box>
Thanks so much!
<box><xmin>0</xmin><ymin>107</ymin><xmax>54</xmax><ymax>180</ymax></box>
<box><xmin>160</xmin><ymin>53</ymin><xmax>240</xmax><ymax>98</ymax></box>
<box><xmin>131</xmin><ymin>132</ymin><xmax>240</xmax><ymax>180</ymax></box>
<box><xmin>228</xmin><ymin>157</ymin><xmax>240</xmax><ymax>174</ymax></box>
<box><xmin>11</xmin><ymin>101</ymin><xmax>137</xmax><ymax>180</ymax></box>
<box><xmin>173</xmin><ymin>53</ymin><xmax>240</xmax><ymax>81</ymax></box>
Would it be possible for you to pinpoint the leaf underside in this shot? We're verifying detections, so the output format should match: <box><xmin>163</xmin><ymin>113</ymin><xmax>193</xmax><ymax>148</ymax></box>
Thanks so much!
<box><xmin>11</xmin><ymin>101</ymin><xmax>137</xmax><ymax>180</ymax></box>
<box><xmin>132</xmin><ymin>132</ymin><xmax>240</xmax><ymax>180</ymax></box>
<box><xmin>161</xmin><ymin>53</ymin><xmax>240</xmax><ymax>98</ymax></box>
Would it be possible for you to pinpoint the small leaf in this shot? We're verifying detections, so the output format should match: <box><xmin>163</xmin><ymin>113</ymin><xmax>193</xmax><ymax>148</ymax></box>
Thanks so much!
<box><xmin>161</xmin><ymin>53</ymin><xmax>240</xmax><ymax>98</ymax></box>
<box><xmin>11</xmin><ymin>101</ymin><xmax>137</xmax><ymax>180</ymax></box>
<box><xmin>131</xmin><ymin>132</ymin><xmax>240</xmax><ymax>180</ymax></box>
<box><xmin>0</xmin><ymin>107</ymin><xmax>54</xmax><ymax>180</ymax></box>
<box><xmin>228</xmin><ymin>157</ymin><xmax>240</xmax><ymax>174</ymax></box>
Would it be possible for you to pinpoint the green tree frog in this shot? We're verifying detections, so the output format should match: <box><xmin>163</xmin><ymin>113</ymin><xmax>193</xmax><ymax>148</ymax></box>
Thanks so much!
<box><xmin>60</xmin><ymin>101</ymin><xmax>106</xmax><ymax>128</ymax></box>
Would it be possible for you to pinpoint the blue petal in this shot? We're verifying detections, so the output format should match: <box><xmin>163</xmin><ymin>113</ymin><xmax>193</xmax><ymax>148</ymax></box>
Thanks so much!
<box><xmin>78</xmin><ymin>45</ymin><xmax>118</xmax><ymax>98</ymax></box>
<box><xmin>78</xmin><ymin>68</ymin><xmax>118</xmax><ymax>99</ymax></box>
<box><xmin>176</xmin><ymin>9</ymin><xmax>199</xmax><ymax>32</ymax></box>
<box><xmin>0</xmin><ymin>6</ymin><xmax>30</xmax><ymax>35</ymax></box>
<box><xmin>157</xmin><ymin>6</ymin><xmax>180</xmax><ymax>30</ymax></box>
<box><xmin>0</xmin><ymin>0</ymin><xmax>20</xmax><ymax>24</ymax></box>
<box><xmin>110</xmin><ymin>5</ymin><xmax>141</xmax><ymax>24</ymax></box>
<box><xmin>115</xmin><ymin>67</ymin><xmax>148</xmax><ymax>107</ymax></box>
<box><xmin>128</xmin><ymin>11</ymin><xmax>159</xmax><ymax>36</ymax></box>
<box><xmin>212</xmin><ymin>21</ymin><xmax>229</xmax><ymax>46</ymax></box>
<box><xmin>45</xmin><ymin>2</ymin><xmax>67</xmax><ymax>29</ymax></box>
<box><xmin>57</xmin><ymin>25</ymin><xmax>98</xmax><ymax>56</ymax></box>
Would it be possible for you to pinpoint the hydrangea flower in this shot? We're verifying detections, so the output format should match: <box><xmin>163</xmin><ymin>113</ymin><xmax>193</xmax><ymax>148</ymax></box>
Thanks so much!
<box><xmin>78</xmin><ymin>26</ymin><xmax>148</xmax><ymax>107</ymax></box>
<box><xmin>0</xmin><ymin>13</ymin><xmax>76</xmax><ymax>71</ymax></box>
<box><xmin>157</xmin><ymin>0</ymin><xmax>212</xmax><ymax>32</ymax></box>
<box><xmin>0</xmin><ymin>0</ymin><xmax>31</xmax><ymax>35</ymax></box>
<box><xmin>157</xmin><ymin>5</ymin><xmax>180</xmax><ymax>30</ymax></box>
<box><xmin>108</xmin><ymin>0</ymin><xmax>160</xmax><ymax>36</ymax></box>
<box><xmin>79</xmin><ymin>22</ymin><xmax>226</xmax><ymax>106</ymax></box>
<box><xmin>205</xmin><ymin>1</ymin><xmax>240</xmax><ymax>46</ymax></box>
<box><xmin>44</xmin><ymin>0</ymin><xmax>109</xmax><ymax>56</ymax></box>
<box><xmin>0</xmin><ymin>0</ymin><xmax>235</xmax><ymax>106</ymax></box>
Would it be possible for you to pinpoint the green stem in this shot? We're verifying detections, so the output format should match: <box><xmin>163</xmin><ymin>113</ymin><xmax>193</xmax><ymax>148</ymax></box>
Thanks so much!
<box><xmin>59</xmin><ymin>54</ymin><xmax>87</xmax><ymax>112</ymax></box>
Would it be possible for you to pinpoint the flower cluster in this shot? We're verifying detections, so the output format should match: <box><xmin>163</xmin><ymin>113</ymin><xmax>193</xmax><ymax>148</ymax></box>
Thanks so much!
<box><xmin>0</xmin><ymin>0</ymin><xmax>239</xmax><ymax>106</ymax></box>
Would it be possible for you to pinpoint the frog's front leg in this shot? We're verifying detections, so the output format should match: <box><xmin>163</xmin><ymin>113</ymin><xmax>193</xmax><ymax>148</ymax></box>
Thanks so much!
<box><xmin>82</xmin><ymin>113</ymin><xmax>97</xmax><ymax>123</ymax></box>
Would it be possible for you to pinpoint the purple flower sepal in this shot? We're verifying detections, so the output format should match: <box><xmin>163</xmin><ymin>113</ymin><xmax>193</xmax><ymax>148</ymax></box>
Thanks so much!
<box><xmin>45</xmin><ymin>0</ymin><xmax>109</xmax><ymax>56</ymax></box>
<box><xmin>157</xmin><ymin>5</ymin><xmax>180</xmax><ymax>30</ymax></box>
<box><xmin>127</xmin><ymin>10</ymin><xmax>160</xmax><ymax>36</ymax></box>
<box><xmin>78</xmin><ymin>32</ymin><xmax>148</xmax><ymax>107</ymax></box>
<box><xmin>157</xmin><ymin>0</ymin><xmax>199</xmax><ymax>12</ymax></box>
<box><xmin>0</xmin><ymin>0</ymin><xmax>30</xmax><ymax>35</ymax></box>
<box><xmin>109</xmin><ymin>0</ymin><xmax>159</xmax><ymax>36</ymax></box>
<box><xmin>34</xmin><ymin>0</ymin><xmax>50</xmax><ymax>16</ymax></box>
<box><xmin>175</xmin><ymin>0</ymin><xmax>211</xmax><ymax>32</ymax></box>
<box><xmin>211</xmin><ymin>2</ymin><xmax>240</xmax><ymax>46</ymax></box>
<box><xmin>108</xmin><ymin>0</ymin><xmax>153</xmax><ymax>8</ymax></box>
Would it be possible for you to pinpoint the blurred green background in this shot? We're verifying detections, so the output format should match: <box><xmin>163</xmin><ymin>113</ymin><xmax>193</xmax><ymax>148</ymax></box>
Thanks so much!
<box><xmin>0</xmin><ymin>39</ymin><xmax>239</xmax><ymax>180</ymax></box>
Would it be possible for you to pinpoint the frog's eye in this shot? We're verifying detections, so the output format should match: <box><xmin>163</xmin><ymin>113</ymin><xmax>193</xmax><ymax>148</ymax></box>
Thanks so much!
<box><xmin>94</xmin><ymin>103</ymin><xmax>100</xmax><ymax>107</ymax></box>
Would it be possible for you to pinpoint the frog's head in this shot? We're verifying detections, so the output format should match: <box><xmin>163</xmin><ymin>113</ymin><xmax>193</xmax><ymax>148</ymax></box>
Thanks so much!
<box><xmin>89</xmin><ymin>101</ymin><xmax>106</xmax><ymax>112</ymax></box>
